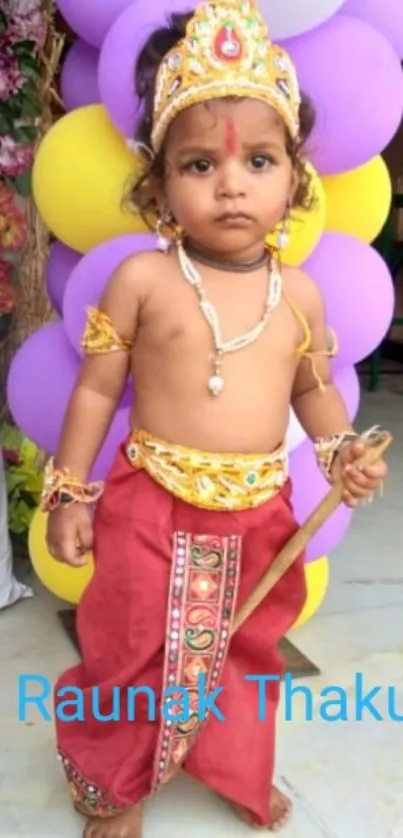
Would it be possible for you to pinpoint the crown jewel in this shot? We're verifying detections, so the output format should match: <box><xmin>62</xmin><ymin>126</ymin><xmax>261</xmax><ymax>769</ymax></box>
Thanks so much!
<box><xmin>151</xmin><ymin>0</ymin><xmax>301</xmax><ymax>152</ymax></box>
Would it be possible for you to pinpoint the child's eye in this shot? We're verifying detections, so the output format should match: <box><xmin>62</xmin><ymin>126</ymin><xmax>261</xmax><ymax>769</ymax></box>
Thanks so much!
<box><xmin>249</xmin><ymin>154</ymin><xmax>274</xmax><ymax>170</ymax></box>
<box><xmin>185</xmin><ymin>159</ymin><xmax>213</xmax><ymax>174</ymax></box>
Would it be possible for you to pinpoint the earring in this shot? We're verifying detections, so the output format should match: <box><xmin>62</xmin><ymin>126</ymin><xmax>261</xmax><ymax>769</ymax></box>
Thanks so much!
<box><xmin>155</xmin><ymin>212</ymin><xmax>182</xmax><ymax>252</ymax></box>
<box><xmin>276</xmin><ymin>202</ymin><xmax>291</xmax><ymax>251</ymax></box>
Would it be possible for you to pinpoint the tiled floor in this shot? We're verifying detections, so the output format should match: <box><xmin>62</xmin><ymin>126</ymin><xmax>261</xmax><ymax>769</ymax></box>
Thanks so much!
<box><xmin>1</xmin><ymin>386</ymin><xmax>402</xmax><ymax>838</ymax></box>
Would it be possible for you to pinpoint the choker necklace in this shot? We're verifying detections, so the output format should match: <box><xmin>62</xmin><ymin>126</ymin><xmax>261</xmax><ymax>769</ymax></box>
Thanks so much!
<box><xmin>184</xmin><ymin>240</ymin><xmax>270</xmax><ymax>273</ymax></box>
<box><xmin>177</xmin><ymin>241</ymin><xmax>282</xmax><ymax>396</ymax></box>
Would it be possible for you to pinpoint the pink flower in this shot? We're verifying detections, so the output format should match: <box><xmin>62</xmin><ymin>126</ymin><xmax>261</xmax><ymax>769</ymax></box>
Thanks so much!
<box><xmin>0</xmin><ymin>48</ymin><xmax>26</xmax><ymax>101</ymax></box>
<box><xmin>0</xmin><ymin>260</ymin><xmax>12</xmax><ymax>284</ymax></box>
<box><xmin>0</xmin><ymin>184</ymin><xmax>16</xmax><ymax>213</ymax></box>
<box><xmin>7</xmin><ymin>0</ymin><xmax>40</xmax><ymax>14</ymax></box>
<box><xmin>0</xmin><ymin>134</ymin><xmax>34</xmax><ymax>178</ymax></box>
<box><xmin>7</xmin><ymin>11</ymin><xmax>46</xmax><ymax>48</ymax></box>
<box><xmin>0</xmin><ymin>201</ymin><xmax>27</xmax><ymax>251</ymax></box>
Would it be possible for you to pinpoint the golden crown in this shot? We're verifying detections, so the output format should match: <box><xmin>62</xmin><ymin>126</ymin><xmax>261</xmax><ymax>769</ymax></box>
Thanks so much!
<box><xmin>151</xmin><ymin>0</ymin><xmax>301</xmax><ymax>153</ymax></box>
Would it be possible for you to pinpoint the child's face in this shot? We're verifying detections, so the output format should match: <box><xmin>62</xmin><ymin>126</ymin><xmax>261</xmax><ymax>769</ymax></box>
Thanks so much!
<box><xmin>160</xmin><ymin>98</ymin><xmax>297</xmax><ymax>257</ymax></box>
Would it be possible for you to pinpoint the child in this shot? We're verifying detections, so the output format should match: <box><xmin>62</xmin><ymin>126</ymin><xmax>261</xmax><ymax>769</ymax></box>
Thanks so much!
<box><xmin>43</xmin><ymin>2</ymin><xmax>387</xmax><ymax>835</ymax></box>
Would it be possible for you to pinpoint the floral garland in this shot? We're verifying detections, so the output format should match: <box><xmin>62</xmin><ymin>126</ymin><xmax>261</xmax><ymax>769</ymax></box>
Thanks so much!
<box><xmin>0</xmin><ymin>0</ymin><xmax>45</xmax><ymax>325</ymax></box>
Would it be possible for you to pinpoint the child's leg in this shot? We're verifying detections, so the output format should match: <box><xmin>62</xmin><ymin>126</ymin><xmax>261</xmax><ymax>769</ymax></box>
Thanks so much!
<box><xmin>182</xmin><ymin>485</ymin><xmax>306</xmax><ymax>830</ymax></box>
<box><xmin>54</xmin><ymin>459</ymin><xmax>175</xmax><ymax>837</ymax></box>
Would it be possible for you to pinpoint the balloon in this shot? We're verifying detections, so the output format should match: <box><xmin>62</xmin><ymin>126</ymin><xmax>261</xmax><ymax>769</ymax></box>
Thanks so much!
<box><xmin>266</xmin><ymin>164</ymin><xmax>326</xmax><ymax>266</ymax></box>
<box><xmin>63</xmin><ymin>233</ymin><xmax>157</xmax><ymax>354</ymax></box>
<box><xmin>333</xmin><ymin>366</ymin><xmax>361</xmax><ymax>424</ymax></box>
<box><xmin>260</xmin><ymin>0</ymin><xmax>346</xmax><ymax>40</ymax></box>
<box><xmin>32</xmin><ymin>105</ymin><xmax>148</xmax><ymax>254</ymax></box>
<box><xmin>290</xmin><ymin>437</ymin><xmax>353</xmax><ymax>563</ymax></box>
<box><xmin>7</xmin><ymin>321</ymin><xmax>131</xmax><ymax>474</ymax></box>
<box><xmin>45</xmin><ymin>241</ymin><xmax>81</xmax><ymax>315</ymax></box>
<box><xmin>323</xmin><ymin>155</ymin><xmax>392</xmax><ymax>243</ymax></box>
<box><xmin>289</xmin><ymin>364</ymin><xmax>360</xmax><ymax>563</ymax></box>
<box><xmin>99</xmin><ymin>0</ymin><xmax>193</xmax><ymax>138</ymax></box>
<box><xmin>304</xmin><ymin>232</ymin><xmax>395</xmax><ymax>367</ymax></box>
<box><xmin>29</xmin><ymin>508</ymin><xmax>94</xmax><ymax>604</ymax></box>
<box><xmin>286</xmin><ymin>409</ymin><xmax>307</xmax><ymax>453</ymax></box>
<box><xmin>56</xmin><ymin>0</ymin><xmax>134</xmax><ymax>49</ymax></box>
<box><xmin>285</xmin><ymin>14</ymin><xmax>403</xmax><ymax>175</ymax></box>
<box><xmin>292</xmin><ymin>555</ymin><xmax>329</xmax><ymax>628</ymax></box>
<box><xmin>60</xmin><ymin>39</ymin><xmax>101</xmax><ymax>111</ymax></box>
<box><xmin>342</xmin><ymin>0</ymin><xmax>403</xmax><ymax>58</ymax></box>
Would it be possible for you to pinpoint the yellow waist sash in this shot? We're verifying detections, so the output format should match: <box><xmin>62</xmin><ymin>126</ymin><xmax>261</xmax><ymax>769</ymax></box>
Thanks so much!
<box><xmin>125</xmin><ymin>430</ymin><xmax>288</xmax><ymax>511</ymax></box>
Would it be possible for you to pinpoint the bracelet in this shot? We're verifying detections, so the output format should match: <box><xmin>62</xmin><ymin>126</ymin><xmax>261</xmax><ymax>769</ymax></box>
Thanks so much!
<box><xmin>313</xmin><ymin>424</ymin><xmax>384</xmax><ymax>482</ymax></box>
<box><xmin>40</xmin><ymin>458</ymin><xmax>104</xmax><ymax>512</ymax></box>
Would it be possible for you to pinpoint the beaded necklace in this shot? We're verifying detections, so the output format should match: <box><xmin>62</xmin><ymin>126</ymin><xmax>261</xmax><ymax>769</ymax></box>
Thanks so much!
<box><xmin>177</xmin><ymin>242</ymin><xmax>283</xmax><ymax>396</ymax></box>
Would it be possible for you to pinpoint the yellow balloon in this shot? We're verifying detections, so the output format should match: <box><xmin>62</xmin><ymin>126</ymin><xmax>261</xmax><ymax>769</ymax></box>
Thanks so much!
<box><xmin>266</xmin><ymin>163</ymin><xmax>326</xmax><ymax>266</ymax></box>
<box><xmin>29</xmin><ymin>508</ymin><xmax>94</xmax><ymax>604</ymax></box>
<box><xmin>292</xmin><ymin>555</ymin><xmax>329</xmax><ymax>629</ymax></box>
<box><xmin>322</xmin><ymin>155</ymin><xmax>392</xmax><ymax>243</ymax></box>
<box><xmin>32</xmin><ymin>105</ymin><xmax>148</xmax><ymax>253</ymax></box>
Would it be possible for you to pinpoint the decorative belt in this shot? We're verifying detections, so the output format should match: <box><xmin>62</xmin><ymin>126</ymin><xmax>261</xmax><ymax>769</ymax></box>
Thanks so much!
<box><xmin>125</xmin><ymin>430</ymin><xmax>288</xmax><ymax>511</ymax></box>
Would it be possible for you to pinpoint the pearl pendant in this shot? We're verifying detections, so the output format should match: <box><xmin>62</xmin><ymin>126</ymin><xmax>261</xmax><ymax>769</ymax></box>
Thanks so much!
<box><xmin>208</xmin><ymin>374</ymin><xmax>224</xmax><ymax>396</ymax></box>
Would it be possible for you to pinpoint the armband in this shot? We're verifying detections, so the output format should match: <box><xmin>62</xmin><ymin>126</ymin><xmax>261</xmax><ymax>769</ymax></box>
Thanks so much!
<box><xmin>40</xmin><ymin>458</ymin><xmax>104</xmax><ymax>512</ymax></box>
<box><xmin>81</xmin><ymin>307</ymin><xmax>134</xmax><ymax>354</ymax></box>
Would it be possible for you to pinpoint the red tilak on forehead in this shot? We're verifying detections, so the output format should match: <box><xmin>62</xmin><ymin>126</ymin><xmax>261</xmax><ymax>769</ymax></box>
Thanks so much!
<box><xmin>224</xmin><ymin>119</ymin><xmax>237</xmax><ymax>155</ymax></box>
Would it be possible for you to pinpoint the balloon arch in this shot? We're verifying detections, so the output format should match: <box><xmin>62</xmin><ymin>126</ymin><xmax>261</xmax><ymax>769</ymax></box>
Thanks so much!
<box><xmin>9</xmin><ymin>0</ymin><xmax>403</xmax><ymax>618</ymax></box>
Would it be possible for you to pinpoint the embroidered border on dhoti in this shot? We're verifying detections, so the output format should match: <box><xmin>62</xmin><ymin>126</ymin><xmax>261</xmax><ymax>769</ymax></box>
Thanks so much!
<box><xmin>58</xmin><ymin>749</ymin><xmax>122</xmax><ymax>817</ymax></box>
<box><xmin>151</xmin><ymin>531</ymin><xmax>242</xmax><ymax>793</ymax></box>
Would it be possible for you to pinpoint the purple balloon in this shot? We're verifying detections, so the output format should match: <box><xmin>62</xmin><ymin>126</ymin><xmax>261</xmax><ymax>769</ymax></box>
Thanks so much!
<box><xmin>342</xmin><ymin>0</ymin><xmax>403</xmax><ymax>59</ymax></box>
<box><xmin>7</xmin><ymin>322</ymin><xmax>130</xmax><ymax>479</ymax></box>
<box><xmin>289</xmin><ymin>363</ymin><xmax>360</xmax><ymax>562</ymax></box>
<box><xmin>63</xmin><ymin>233</ymin><xmax>157</xmax><ymax>354</ymax></box>
<box><xmin>303</xmin><ymin>232</ymin><xmax>395</xmax><ymax>368</ymax></box>
<box><xmin>290</xmin><ymin>438</ymin><xmax>353</xmax><ymax>563</ymax></box>
<box><xmin>284</xmin><ymin>14</ymin><xmax>403</xmax><ymax>174</ymax></box>
<box><xmin>45</xmin><ymin>241</ymin><xmax>81</xmax><ymax>315</ymax></box>
<box><xmin>333</xmin><ymin>365</ymin><xmax>360</xmax><ymax>424</ymax></box>
<box><xmin>98</xmin><ymin>0</ymin><xmax>194</xmax><ymax>137</ymax></box>
<box><xmin>56</xmin><ymin>0</ymin><xmax>134</xmax><ymax>49</ymax></box>
<box><xmin>60</xmin><ymin>39</ymin><xmax>101</xmax><ymax>111</ymax></box>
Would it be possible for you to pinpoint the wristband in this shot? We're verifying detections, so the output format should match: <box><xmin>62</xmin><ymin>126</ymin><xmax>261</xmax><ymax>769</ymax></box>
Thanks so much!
<box><xmin>313</xmin><ymin>424</ymin><xmax>383</xmax><ymax>482</ymax></box>
<box><xmin>40</xmin><ymin>458</ymin><xmax>104</xmax><ymax>512</ymax></box>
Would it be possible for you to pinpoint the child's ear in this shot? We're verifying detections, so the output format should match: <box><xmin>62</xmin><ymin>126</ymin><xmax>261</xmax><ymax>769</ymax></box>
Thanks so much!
<box><xmin>289</xmin><ymin>168</ymin><xmax>300</xmax><ymax>206</ymax></box>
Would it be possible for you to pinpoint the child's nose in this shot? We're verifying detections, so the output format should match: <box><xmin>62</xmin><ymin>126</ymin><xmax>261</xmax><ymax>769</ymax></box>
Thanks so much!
<box><xmin>217</xmin><ymin>160</ymin><xmax>247</xmax><ymax>198</ymax></box>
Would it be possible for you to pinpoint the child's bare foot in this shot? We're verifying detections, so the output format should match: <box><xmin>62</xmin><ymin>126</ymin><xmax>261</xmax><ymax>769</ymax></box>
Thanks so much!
<box><xmin>83</xmin><ymin>804</ymin><xmax>142</xmax><ymax>838</ymax></box>
<box><xmin>230</xmin><ymin>786</ymin><xmax>292</xmax><ymax>831</ymax></box>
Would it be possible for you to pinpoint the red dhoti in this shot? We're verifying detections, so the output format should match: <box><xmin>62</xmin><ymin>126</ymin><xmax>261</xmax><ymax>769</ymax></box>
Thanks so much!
<box><xmin>54</xmin><ymin>431</ymin><xmax>307</xmax><ymax>827</ymax></box>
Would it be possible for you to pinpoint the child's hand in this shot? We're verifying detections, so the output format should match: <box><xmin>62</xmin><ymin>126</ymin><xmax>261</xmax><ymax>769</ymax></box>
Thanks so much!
<box><xmin>46</xmin><ymin>504</ymin><xmax>93</xmax><ymax>566</ymax></box>
<box><xmin>330</xmin><ymin>439</ymin><xmax>388</xmax><ymax>507</ymax></box>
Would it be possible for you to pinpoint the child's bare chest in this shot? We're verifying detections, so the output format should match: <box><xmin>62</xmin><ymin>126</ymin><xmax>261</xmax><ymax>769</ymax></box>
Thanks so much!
<box><xmin>139</xmin><ymin>273</ymin><xmax>302</xmax><ymax>361</ymax></box>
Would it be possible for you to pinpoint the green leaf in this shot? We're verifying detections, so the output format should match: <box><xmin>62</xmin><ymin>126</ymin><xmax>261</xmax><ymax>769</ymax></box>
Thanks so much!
<box><xmin>19</xmin><ymin>63</ymin><xmax>40</xmax><ymax>82</ymax></box>
<box><xmin>0</xmin><ymin>114</ymin><xmax>13</xmax><ymax>133</ymax></box>
<box><xmin>13</xmin><ymin>40</ymin><xmax>37</xmax><ymax>56</ymax></box>
<box><xmin>11</xmin><ymin>125</ymin><xmax>36</xmax><ymax>143</ymax></box>
<box><xmin>20</xmin><ymin>100</ymin><xmax>42</xmax><ymax>118</ymax></box>
<box><xmin>14</xmin><ymin>171</ymin><xmax>32</xmax><ymax>197</ymax></box>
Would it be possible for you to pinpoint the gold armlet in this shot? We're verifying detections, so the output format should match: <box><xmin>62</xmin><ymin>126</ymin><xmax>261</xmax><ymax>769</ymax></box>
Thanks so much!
<box><xmin>81</xmin><ymin>306</ymin><xmax>134</xmax><ymax>354</ymax></box>
<box><xmin>299</xmin><ymin>328</ymin><xmax>339</xmax><ymax>393</ymax></box>
<box><xmin>40</xmin><ymin>458</ymin><xmax>104</xmax><ymax>512</ymax></box>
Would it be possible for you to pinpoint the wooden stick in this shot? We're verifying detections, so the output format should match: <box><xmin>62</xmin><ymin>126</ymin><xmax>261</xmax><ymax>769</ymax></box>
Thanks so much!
<box><xmin>230</xmin><ymin>429</ymin><xmax>393</xmax><ymax>636</ymax></box>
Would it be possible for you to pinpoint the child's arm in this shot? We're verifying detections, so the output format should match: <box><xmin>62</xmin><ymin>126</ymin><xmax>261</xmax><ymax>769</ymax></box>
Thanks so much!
<box><xmin>290</xmin><ymin>276</ymin><xmax>352</xmax><ymax>438</ymax></box>
<box><xmin>291</xmin><ymin>274</ymin><xmax>387</xmax><ymax>505</ymax></box>
<box><xmin>53</xmin><ymin>257</ymin><xmax>143</xmax><ymax>481</ymax></box>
